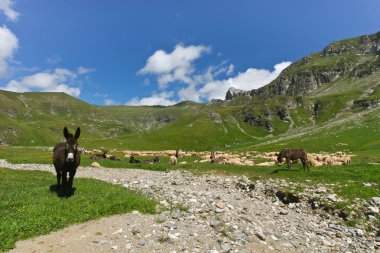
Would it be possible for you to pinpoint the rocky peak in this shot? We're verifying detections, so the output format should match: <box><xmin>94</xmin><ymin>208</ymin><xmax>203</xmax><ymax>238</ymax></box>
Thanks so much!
<box><xmin>224</xmin><ymin>31</ymin><xmax>380</xmax><ymax>100</ymax></box>
<box><xmin>320</xmin><ymin>31</ymin><xmax>380</xmax><ymax>57</ymax></box>
<box><xmin>225</xmin><ymin>87</ymin><xmax>250</xmax><ymax>100</ymax></box>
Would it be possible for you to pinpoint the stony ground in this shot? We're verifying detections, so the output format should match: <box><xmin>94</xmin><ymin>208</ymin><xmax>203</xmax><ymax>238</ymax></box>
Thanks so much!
<box><xmin>0</xmin><ymin>159</ymin><xmax>379</xmax><ymax>253</ymax></box>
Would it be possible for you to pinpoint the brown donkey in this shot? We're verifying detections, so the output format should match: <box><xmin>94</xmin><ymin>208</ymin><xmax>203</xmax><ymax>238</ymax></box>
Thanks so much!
<box><xmin>52</xmin><ymin>127</ymin><xmax>81</xmax><ymax>193</ymax></box>
<box><xmin>277</xmin><ymin>148</ymin><xmax>309</xmax><ymax>171</ymax></box>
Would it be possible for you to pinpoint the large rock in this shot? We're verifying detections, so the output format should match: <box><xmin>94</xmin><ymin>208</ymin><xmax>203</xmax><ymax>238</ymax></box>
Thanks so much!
<box><xmin>370</xmin><ymin>197</ymin><xmax>380</xmax><ymax>207</ymax></box>
<box><xmin>225</xmin><ymin>87</ymin><xmax>250</xmax><ymax>100</ymax></box>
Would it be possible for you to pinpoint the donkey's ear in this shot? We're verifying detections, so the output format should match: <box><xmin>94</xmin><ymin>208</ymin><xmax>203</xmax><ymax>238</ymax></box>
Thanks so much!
<box><xmin>74</xmin><ymin>127</ymin><xmax>81</xmax><ymax>140</ymax></box>
<box><xmin>63</xmin><ymin>127</ymin><xmax>70</xmax><ymax>139</ymax></box>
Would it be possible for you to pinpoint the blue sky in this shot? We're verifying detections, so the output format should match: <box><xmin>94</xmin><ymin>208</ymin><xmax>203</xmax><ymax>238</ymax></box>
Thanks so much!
<box><xmin>0</xmin><ymin>1</ymin><xmax>379</xmax><ymax>106</ymax></box>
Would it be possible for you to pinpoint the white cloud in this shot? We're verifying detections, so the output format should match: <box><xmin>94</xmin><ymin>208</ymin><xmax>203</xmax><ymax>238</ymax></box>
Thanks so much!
<box><xmin>104</xmin><ymin>99</ymin><xmax>118</xmax><ymax>106</ymax></box>
<box><xmin>198</xmin><ymin>61</ymin><xmax>292</xmax><ymax>100</ymax></box>
<box><xmin>46</xmin><ymin>54</ymin><xmax>61</xmax><ymax>65</ymax></box>
<box><xmin>226</xmin><ymin>64</ymin><xmax>234</xmax><ymax>75</ymax></box>
<box><xmin>135</xmin><ymin>43</ymin><xmax>291</xmax><ymax>105</ymax></box>
<box><xmin>178</xmin><ymin>84</ymin><xmax>200</xmax><ymax>102</ymax></box>
<box><xmin>0</xmin><ymin>0</ymin><xmax>19</xmax><ymax>22</ymax></box>
<box><xmin>0</xmin><ymin>68</ymin><xmax>81</xmax><ymax>96</ymax></box>
<box><xmin>126</xmin><ymin>91</ymin><xmax>177</xmax><ymax>106</ymax></box>
<box><xmin>94</xmin><ymin>92</ymin><xmax>109</xmax><ymax>98</ymax></box>
<box><xmin>139</xmin><ymin>44</ymin><xmax>211</xmax><ymax>86</ymax></box>
<box><xmin>77</xmin><ymin>66</ymin><xmax>95</xmax><ymax>75</ymax></box>
<box><xmin>0</xmin><ymin>25</ymin><xmax>18</xmax><ymax>77</ymax></box>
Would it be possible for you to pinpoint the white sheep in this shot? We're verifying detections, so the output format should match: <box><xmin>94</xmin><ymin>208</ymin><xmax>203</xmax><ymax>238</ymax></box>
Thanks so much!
<box><xmin>308</xmin><ymin>158</ymin><xmax>323</xmax><ymax>167</ymax></box>
<box><xmin>169</xmin><ymin>155</ymin><xmax>177</xmax><ymax>165</ymax></box>
<box><xmin>257</xmin><ymin>161</ymin><xmax>276</xmax><ymax>166</ymax></box>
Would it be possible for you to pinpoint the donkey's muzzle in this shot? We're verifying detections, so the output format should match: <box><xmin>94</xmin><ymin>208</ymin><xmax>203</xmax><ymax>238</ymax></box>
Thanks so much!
<box><xmin>66</xmin><ymin>153</ymin><xmax>74</xmax><ymax>163</ymax></box>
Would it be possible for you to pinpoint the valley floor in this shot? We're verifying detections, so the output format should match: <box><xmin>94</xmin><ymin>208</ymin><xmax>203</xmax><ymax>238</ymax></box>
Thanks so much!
<box><xmin>0</xmin><ymin>160</ymin><xmax>378</xmax><ymax>253</ymax></box>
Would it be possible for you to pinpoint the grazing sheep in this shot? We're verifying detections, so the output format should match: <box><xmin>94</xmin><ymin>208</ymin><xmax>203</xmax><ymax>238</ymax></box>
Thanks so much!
<box><xmin>210</xmin><ymin>152</ymin><xmax>226</xmax><ymax>164</ymax></box>
<box><xmin>90</xmin><ymin>150</ymin><xmax>107</xmax><ymax>160</ymax></box>
<box><xmin>257</xmin><ymin>161</ymin><xmax>276</xmax><ymax>166</ymax></box>
<box><xmin>342</xmin><ymin>156</ymin><xmax>351</xmax><ymax>165</ymax></box>
<box><xmin>308</xmin><ymin>158</ymin><xmax>323</xmax><ymax>167</ymax></box>
<box><xmin>169</xmin><ymin>155</ymin><xmax>177</xmax><ymax>165</ymax></box>
<box><xmin>243</xmin><ymin>160</ymin><xmax>255</xmax><ymax>166</ymax></box>
<box><xmin>324</xmin><ymin>156</ymin><xmax>334</xmax><ymax>165</ymax></box>
<box><xmin>143</xmin><ymin>156</ymin><xmax>160</xmax><ymax>164</ymax></box>
<box><xmin>179</xmin><ymin>161</ymin><xmax>187</xmax><ymax>165</ymax></box>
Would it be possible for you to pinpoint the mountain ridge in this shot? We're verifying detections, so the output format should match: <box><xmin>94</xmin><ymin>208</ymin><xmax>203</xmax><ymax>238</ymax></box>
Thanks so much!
<box><xmin>226</xmin><ymin>31</ymin><xmax>380</xmax><ymax>100</ymax></box>
<box><xmin>1</xmin><ymin>31</ymin><xmax>380</xmax><ymax>153</ymax></box>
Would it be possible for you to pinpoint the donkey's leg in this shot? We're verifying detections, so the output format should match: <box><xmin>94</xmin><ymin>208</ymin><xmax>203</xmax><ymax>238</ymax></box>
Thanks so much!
<box><xmin>56</xmin><ymin>170</ymin><xmax>61</xmax><ymax>189</ymax></box>
<box><xmin>286</xmin><ymin>158</ymin><xmax>291</xmax><ymax>170</ymax></box>
<box><xmin>68</xmin><ymin>169</ymin><xmax>76</xmax><ymax>189</ymax></box>
<box><xmin>305</xmin><ymin>159</ymin><xmax>310</xmax><ymax>171</ymax></box>
<box><xmin>62</xmin><ymin>170</ymin><xmax>68</xmax><ymax>192</ymax></box>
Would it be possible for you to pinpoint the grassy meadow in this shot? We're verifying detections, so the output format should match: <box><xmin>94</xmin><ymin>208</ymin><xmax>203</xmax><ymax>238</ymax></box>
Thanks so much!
<box><xmin>1</xmin><ymin>145</ymin><xmax>379</xmax><ymax>202</ymax></box>
<box><xmin>0</xmin><ymin>168</ymin><xmax>157</xmax><ymax>252</ymax></box>
<box><xmin>1</xmin><ymin>32</ymin><xmax>380</xmax><ymax>250</ymax></box>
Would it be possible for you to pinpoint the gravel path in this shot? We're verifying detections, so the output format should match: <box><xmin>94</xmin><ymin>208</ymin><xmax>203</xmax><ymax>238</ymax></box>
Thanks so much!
<box><xmin>0</xmin><ymin>160</ymin><xmax>378</xmax><ymax>253</ymax></box>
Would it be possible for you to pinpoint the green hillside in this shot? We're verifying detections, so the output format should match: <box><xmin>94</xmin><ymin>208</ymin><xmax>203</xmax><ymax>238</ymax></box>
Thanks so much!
<box><xmin>1</xmin><ymin>31</ymin><xmax>380</xmax><ymax>158</ymax></box>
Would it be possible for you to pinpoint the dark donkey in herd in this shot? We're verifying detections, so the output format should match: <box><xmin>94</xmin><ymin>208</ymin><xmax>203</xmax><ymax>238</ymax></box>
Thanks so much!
<box><xmin>277</xmin><ymin>148</ymin><xmax>309</xmax><ymax>171</ymax></box>
<box><xmin>52</xmin><ymin>127</ymin><xmax>81</xmax><ymax>193</ymax></box>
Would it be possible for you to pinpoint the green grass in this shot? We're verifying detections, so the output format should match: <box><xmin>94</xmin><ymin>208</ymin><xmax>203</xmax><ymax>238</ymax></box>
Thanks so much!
<box><xmin>0</xmin><ymin>168</ymin><xmax>157</xmax><ymax>252</ymax></box>
<box><xmin>1</xmin><ymin>146</ymin><xmax>380</xmax><ymax>202</ymax></box>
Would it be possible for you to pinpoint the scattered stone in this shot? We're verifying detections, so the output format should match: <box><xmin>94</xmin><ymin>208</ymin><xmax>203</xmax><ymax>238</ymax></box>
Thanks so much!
<box><xmin>255</xmin><ymin>232</ymin><xmax>266</xmax><ymax>241</ymax></box>
<box><xmin>112</xmin><ymin>228</ymin><xmax>123</xmax><ymax>235</ymax></box>
<box><xmin>370</xmin><ymin>197</ymin><xmax>380</xmax><ymax>207</ymax></box>
<box><xmin>356</xmin><ymin>229</ymin><xmax>365</xmax><ymax>237</ymax></box>
<box><xmin>367</xmin><ymin>206</ymin><xmax>379</xmax><ymax>214</ymax></box>
<box><xmin>216</xmin><ymin>202</ymin><xmax>225</xmax><ymax>209</ymax></box>
<box><xmin>168</xmin><ymin>232</ymin><xmax>180</xmax><ymax>242</ymax></box>
<box><xmin>220</xmin><ymin>242</ymin><xmax>232</xmax><ymax>252</ymax></box>
<box><xmin>1</xmin><ymin>159</ymin><xmax>378</xmax><ymax>253</ymax></box>
<box><xmin>327</xmin><ymin>194</ymin><xmax>337</xmax><ymax>202</ymax></box>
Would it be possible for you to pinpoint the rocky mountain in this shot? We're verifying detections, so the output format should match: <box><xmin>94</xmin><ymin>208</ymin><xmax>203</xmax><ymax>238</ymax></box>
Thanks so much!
<box><xmin>226</xmin><ymin>31</ymin><xmax>380</xmax><ymax>100</ymax></box>
<box><xmin>1</xmin><ymin>31</ymin><xmax>380</xmax><ymax>152</ymax></box>
<box><xmin>225</xmin><ymin>87</ymin><xmax>250</xmax><ymax>100</ymax></box>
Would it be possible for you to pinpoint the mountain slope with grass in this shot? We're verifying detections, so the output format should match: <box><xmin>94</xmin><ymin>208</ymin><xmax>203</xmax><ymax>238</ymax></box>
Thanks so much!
<box><xmin>0</xmin><ymin>31</ymin><xmax>380</xmax><ymax>156</ymax></box>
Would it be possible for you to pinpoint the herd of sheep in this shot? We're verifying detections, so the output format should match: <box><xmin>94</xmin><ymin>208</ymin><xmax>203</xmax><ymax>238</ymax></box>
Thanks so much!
<box><xmin>84</xmin><ymin>148</ymin><xmax>353</xmax><ymax>168</ymax></box>
<box><xmin>118</xmin><ymin>149</ymin><xmax>353</xmax><ymax>167</ymax></box>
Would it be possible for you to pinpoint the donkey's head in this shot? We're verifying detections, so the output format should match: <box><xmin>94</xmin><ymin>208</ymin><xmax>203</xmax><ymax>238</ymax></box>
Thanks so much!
<box><xmin>63</xmin><ymin>127</ymin><xmax>81</xmax><ymax>163</ymax></box>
